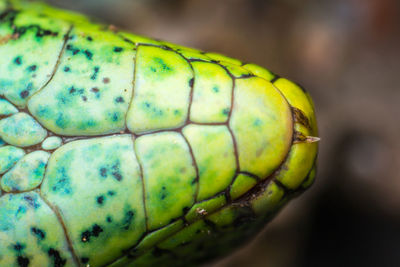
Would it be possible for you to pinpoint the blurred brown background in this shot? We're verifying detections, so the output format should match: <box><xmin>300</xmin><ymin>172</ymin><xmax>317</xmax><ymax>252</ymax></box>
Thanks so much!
<box><xmin>48</xmin><ymin>0</ymin><xmax>400</xmax><ymax>266</ymax></box>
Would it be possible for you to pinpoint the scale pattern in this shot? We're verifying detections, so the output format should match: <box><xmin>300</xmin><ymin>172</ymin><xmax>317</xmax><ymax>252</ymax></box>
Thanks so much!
<box><xmin>0</xmin><ymin>1</ymin><xmax>318</xmax><ymax>266</ymax></box>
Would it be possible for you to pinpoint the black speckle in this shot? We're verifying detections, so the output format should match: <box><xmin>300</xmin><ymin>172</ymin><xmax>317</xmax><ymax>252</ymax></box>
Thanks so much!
<box><xmin>31</xmin><ymin>227</ymin><xmax>46</xmax><ymax>240</ymax></box>
<box><xmin>91</xmin><ymin>87</ymin><xmax>99</xmax><ymax>93</ymax></box>
<box><xmin>103</xmin><ymin>77</ymin><xmax>110</xmax><ymax>84</ymax></box>
<box><xmin>27</xmin><ymin>65</ymin><xmax>37</xmax><ymax>72</ymax></box>
<box><xmin>14</xmin><ymin>56</ymin><xmax>22</xmax><ymax>65</ymax></box>
<box><xmin>13</xmin><ymin>243</ymin><xmax>25</xmax><ymax>251</ymax></box>
<box><xmin>84</xmin><ymin>50</ymin><xmax>93</xmax><ymax>60</ymax></box>
<box><xmin>82</xmin><ymin>96</ymin><xmax>87</xmax><ymax>102</ymax></box>
<box><xmin>92</xmin><ymin>224</ymin><xmax>103</xmax><ymax>237</ymax></box>
<box><xmin>86</xmin><ymin>36</ymin><xmax>93</xmax><ymax>42</ymax></box>
<box><xmin>48</xmin><ymin>248</ymin><xmax>66</xmax><ymax>267</ymax></box>
<box><xmin>96</xmin><ymin>196</ymin><xmax>104</xmax><ymax>205</ymax></box>
<box><xmin>115</xmin><ymin>96</ymin><xmax>124</xmax><ymax>103</ymax></box>
<box><xmin>17</xmin><ymin>256</ymin><xmax>29</xmax><ymax>267</ymax></box>
<box><xmin>23</xmin><ymin>195</ymin><xmax>40</xmax><ymax>209</ymax></box>
<box><xmin>81</xmin><ymin>231</ymin><xmax>91</xmax><ymax>243</ymax></box>
<box><xmin>81</xmin><ymin>257</ymin><xmax>89</xmax><ymax>264</ymax></box>
<box><xmin>113</xmin><ymin>47</ymin><xmax>123</xmax><ymax>53</ymax></box>
<box><xmin>189</xmin><ymin>78</ymin><xmax>194</xmax><ymax>87</ymax></box>
<box><xmin>91</xmin><ymin>66</ymin><xmax>100</xmax><ymax>80</ymax></box>
<box><xmin>20</xmin><ymin>90</ymin><xmax>29</xmax><ymax>99</ymax></box>
<box><xmin>106</xmin><ymin>216</ymin><xmax>113</xmax><ymax>223</ymax></box>
<box><xmin>69</xmin><ymin>87</ymin><xmax>76</xmax><ymax>94</ymax></box>
<box><xmin>111</xmin><ymin>163</ymin><xmax>122</xmax><ymax>181</ymax></box>
<box><xmin>107</xmin><ymin>191</ymin><xmax>115</xmax><ymax>196</ymax></box>
<box><xmin>112</xmin><ymin>172</ymin><xmax>122</xmax><ymax>181</ymax></box>
<box><xmin>100</xmin><ymin>167</ymin><xmax>107</xmax><ymax>177</ymax></box>
<box><xmin>122</xmin><ymin>210</ymin><xmax>135</xmax><ymax>230</ymax></box>
<box><xmin>63</xmin><ymin>66</ymin><xmax>70</xmax><ymax>72</ymax></box>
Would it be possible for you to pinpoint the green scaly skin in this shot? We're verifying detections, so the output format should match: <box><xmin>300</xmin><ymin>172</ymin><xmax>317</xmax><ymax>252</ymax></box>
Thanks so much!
<box><xmin>0</xmin><ymin>1</ymin><xmax>319</xmax><ymax>266</ymax></box>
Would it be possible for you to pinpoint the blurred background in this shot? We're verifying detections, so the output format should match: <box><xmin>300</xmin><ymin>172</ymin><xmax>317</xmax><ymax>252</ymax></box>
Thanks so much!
<box><xmin>47</xmin><ymin>0</ymin><xmax>400</xmax><ymax>266</ymax></box>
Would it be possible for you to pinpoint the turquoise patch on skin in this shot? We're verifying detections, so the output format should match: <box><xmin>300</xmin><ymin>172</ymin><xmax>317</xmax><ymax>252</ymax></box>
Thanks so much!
<box><xmin>0</xmin><ymin>112</ymin><xmax>47</xmax><ymax>147</ymax></box>
<box><xmin>1</xmin><ymin>151</ymin><xmax>50</xmax><ymax>192</ymax></box>
<box><xmin>0</xmin><ymin>98</ymin><xmax>18</xmax><ymax>116</ymax></box>
<box><xmin>41</xmin><ymin>136</ymin><xmax>63</xmax><ymax>150</ymax></box>
<box><xmin>0</xmin><ymin>192</ymin><xmax>76</xmax><ymax>266</ymax></box>
<box><xmin>0</xmin><ymin>146</ymin><xmax>25</xmax><ymax>174</ymax></box>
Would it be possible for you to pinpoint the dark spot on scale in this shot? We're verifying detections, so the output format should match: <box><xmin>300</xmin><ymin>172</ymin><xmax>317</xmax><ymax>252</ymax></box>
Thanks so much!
<box><xmin>91</xmin><ymin>87</ymin><xmax>99</xmax><ymax>93</ymax></box>
<box><xmin>106</xmin><ymin>216</ymin><xmax>113</xmax><ymax>223</ymax></box>
<box><xmin>48</xmin><ymin>248</ymin><xmax>66</xmax><ymax>267</ymax></box>
<box><xmin>222</xmin><ymin>108</ymin><xmax>230</xmax><ymax>116</ymax></box>
<box><xmin>13</xmin><ymin>243</ymin><xmax>25</xmax><ymax>251</ymax></box>
<box><xmin>69</xmin><ymin>87</ymin><xmax>76</xmax><ymax>94</ymax></box>
<box><xmin>17</xmin><ymin>256</ymin><xmax>30</xmax><ymax>267</ymax></box>
<box><xmin>100</xmin><ymin>167</ymin><xmax>107</xmax><ymax>178</ymax></box>
<box><xmin>96</xmin><ymin>195</ymin><xmax>105</xmax><ymax>205</ymax></box>
<box><xmin>92</xmin><ymin>224</ymin><xmax>103</xmax><ymax>237</ymax></box>
<box><xmin>81</xmin><ymin>257</ymin><xmax>89</xmax><ymax>264</ymax></box>
<box><xmin>115</xmin><ymin>96</ymin><xmax>124</xmax><ymax>103</ymax></box>
<box><xmin>31</xmin><ymin>227</ymin><xmax>46</xmax><ymax>240</ymax></box>
<box><xmin>82</xmin><ymin>96</ymin><xmax>87</xmax><ymax>102</ymax></box>
<box><xmin>63</xmin><ymin>66</ymin><xmax>70</xmax><ymax>72</ymax></box>
<box><xmin>160</xmin><ymin>186</ymin><xmax>167</xmax><ymax>200</ymax></box>
<box><xmin>86</xmin><ymin>36</ymin><xmax>93</xmax><ymax>41</ymax></box>
<box><xmin>122</xmin><ymin>210</ymin><xmax>135</xmax><ymax>230</ymax></box>
<box><xmin>84</xmin><ymin>50</ymin><xmax>93</xmax><ymax>60</ymax></box>
<box><xmin>66</xmin><ymin>44</ymin><xmax>80</xmax><ymax>55</ymax></box>
<box><xmin>27</xmin><ymin>65</ymin><xmax>37</xmax><ymax>72</ymax></box>
<box><xmin>113</xmin><ymin>47</ymin><xmax>123</xmax><ymax>53</ymax></box>
<box><xmin>23</xmin><ymin>195</ymin><xmax>40</xmax><ymax>209</ymax></box>
<box><xmin>80</xmin><ymin>224</ymin><xmax>104</xmax><ymax>243</ymax></box>
<box><xmin>107</xmin><ymin>191</ymin><xmax>115</xmax><ymax>196</ymax></box>
<box><xmin>112</xmin><ymin>172</ymin><xmax>122</xmax><ymax>181</ymax></box>
<box><xmin>20</xmin><ymin>90</ymin><xmax>29</xmax><ymax>99</ymax></box>
<box><xmin>189</xmin><ymin>78</ymin><xmax>194</xmax><ymax>87</ymax></box>
<box><xmin>103</xmin><ymin>77</ymin><xmax>110</xmax><ymax>84</ymax></box>
<box><xmin>14</xmin><ymin>56</ymin><xmax>22</xmax><ymax>65</ymax></box>
<box><xmin>91</xmin><ymin>66</ymin><xmax>100</xmax><ymax>80</ymax></box>
<box><xmin>111</xmin><ymin>163</ymin><xmax>122</xmax><ymax>181</ymax></box>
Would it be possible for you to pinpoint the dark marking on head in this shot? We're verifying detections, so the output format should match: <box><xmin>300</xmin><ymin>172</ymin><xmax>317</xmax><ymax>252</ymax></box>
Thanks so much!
<box><xmin>115</xmin><ymin>96</ymin><xmax>124</xmax><ymax>103</ymax></box>
<box><xmin>23</xmin><ymin>195</ymin><xmax>40</xmax><ymax>209</ymax></box>
<box><xmin>99</xmin><ymin>167</ymin><xmax>107</xmax><ymax>178</ymax></box>
<box><xmin>113</xmin><ymin>47</ymin><xmax>123</xmax><ymax>53</ymax></box>
<box><xmin>31</xmin><ymin>227</ymin><xmax>45</xmax><ymax>240</ymax></box>
<box><xmin>96</xmin><ymin>195</ymin><xmax>104</xmax><ymax>205</ymax></box>
<box><xmin>17</xmin><ymin>256</ymin><xmax>29</xmax><ymax>267</ymax></box>
<box><xmin>27</xmin><ymin>65</ymin><xmax>37</xmax><ymax>72</ymax></box>
<box><xmin>81</xmin><ymin>224</ymin><xmax>104</xmax><ymax>243</ymax></box>
<box><xmin>86</xmin><ymin>36</ymin><xmax>93</xmax><ymax>42</ymax></box>
<box><xmin>84</xmin><ymin>50</ymin><xmax>93</xmax><ymax>60</ymax></box>
<box><xmin>91</xmin><ymin>67</ymin><xmax>100</xmax><ymax>80</ymax></box>
<box><xmin>20</xmin><ymin>90</ymin><xmax>29</xmax><ymax>99</ymax></box>
<box><xmin>13</xmin><ymin>243</ymin><xmax>25</xmax><ymax>251</ymax></box>
<box><xmin>122</xmin><ymin>210</ymin><xmax>135</xmax><ymax>230</ymax></box>
<box><xmin>14</xmin><ymin>56</ymin><xmax>22</xmax><ymax>65</ymax></box>
<box><xmin>48</xmin><ymin>248</ymin><xmax>67</xmax><ymax>267</ymax></box>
